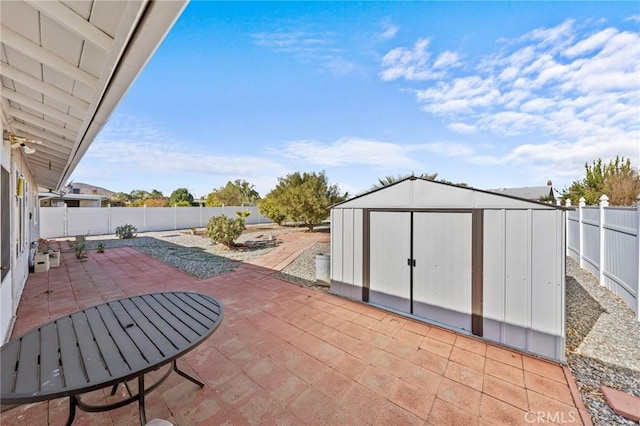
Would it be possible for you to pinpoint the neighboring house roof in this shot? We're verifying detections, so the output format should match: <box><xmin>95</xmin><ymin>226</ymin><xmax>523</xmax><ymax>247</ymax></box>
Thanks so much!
<box><xmin>1</xmin><ymin>1</ymin><xmax>188</xmax><ymax>191</ymax></box>
<box><xmin>66</xmin><ymin>182</ymin><xmax>116</xmax><ymax>197</ymax></box>
<box><xmin>487</xmin><ymin>186</ymin><xmax>554</xmax><ymax>201</ymax></box>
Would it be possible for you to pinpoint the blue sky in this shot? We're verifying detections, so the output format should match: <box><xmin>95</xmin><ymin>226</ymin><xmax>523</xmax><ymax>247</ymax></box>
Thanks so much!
<box><xmin>72</xmin><ymin>1</ymin><xmax>640</xmax><ymax>199</ymax></box>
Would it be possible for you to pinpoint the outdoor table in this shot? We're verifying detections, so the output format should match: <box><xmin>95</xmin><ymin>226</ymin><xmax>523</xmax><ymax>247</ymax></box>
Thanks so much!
<box><xmin>1</xmin><ymin>291</ymin><xmax>223</xmax><ymax>425</ymax></box>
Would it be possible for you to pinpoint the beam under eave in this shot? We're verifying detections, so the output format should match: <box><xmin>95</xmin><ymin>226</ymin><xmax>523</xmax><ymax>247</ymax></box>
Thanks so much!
<box><xmin>3</xmin><ymin>89</ymin><xmax>83</xmax><ymax>129</ymax></box>
<box><xmin>1</xmin><ymin>63</ymin><xmax>90</xmax><ymax>112</ymax></box>
<box><xmin>6</xmin><ymin>106</ymin><xmax>77</xmax><ymax>140</ymax></box>
<box><xmin>10</xmin><ymin>122</ymin><xmax>76</xmax><ymax>151</ymax></box>
<box><xmin>27</xmin><ymin>145</ymin><xmax>69</xmax><ymax>162</ymax></box>
<box><xmin>24</xmin><ymin>0</ymin><xmax>114</xmax><ymax>52</ymax></box>
<box><xmin>1</xmin><ymin>25</ymin><xmax>98</xmax><ymax>88</ymax></box>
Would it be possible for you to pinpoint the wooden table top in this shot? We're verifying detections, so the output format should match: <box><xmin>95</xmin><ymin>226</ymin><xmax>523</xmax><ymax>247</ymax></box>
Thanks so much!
<box><xmin>1</xmin><ymin>292</ymin><xmax>223</xmax><ymax>404</ymax></box>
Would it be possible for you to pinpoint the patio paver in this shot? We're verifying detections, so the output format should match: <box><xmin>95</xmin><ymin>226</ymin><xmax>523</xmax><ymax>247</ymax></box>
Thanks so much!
<box><xmin>1</xmin><ymin>241</ymin><xmax>592</xmax><ymax>425</ymax></box>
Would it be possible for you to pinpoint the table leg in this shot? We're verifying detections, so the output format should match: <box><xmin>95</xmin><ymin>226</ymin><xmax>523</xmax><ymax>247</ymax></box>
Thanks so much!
<box><xmin>138</xmin><ymin>374</ymin><xmax>147</xmax><ymax>426</ymax></box>
<box><xmin>66</xmin><ymin>395</ymin><xmax>77</xmax><ymax>426</ymax></box>
<box><xmin>173</xmin><ymin>360</ymin><xmax>204</xmax><ymax>388</ymax></box>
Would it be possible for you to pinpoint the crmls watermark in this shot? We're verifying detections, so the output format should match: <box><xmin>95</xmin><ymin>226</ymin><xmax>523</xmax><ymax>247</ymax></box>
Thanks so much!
<box><xmin>525</xmin><ymin>411</ymin><xmax>578</xmax><ymax>423</ymax></box>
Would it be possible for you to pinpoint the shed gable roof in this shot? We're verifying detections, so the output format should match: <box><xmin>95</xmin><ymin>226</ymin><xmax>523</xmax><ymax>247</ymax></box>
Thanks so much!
<box><xmin>333</xmin><ymin>178</ymin><xmax>565</xmax><ymax>210</ymax></box>
<box><xmin>487</xmin><ymin>186</ymin><xmax>554</xmax><ymax>200</ymax></box>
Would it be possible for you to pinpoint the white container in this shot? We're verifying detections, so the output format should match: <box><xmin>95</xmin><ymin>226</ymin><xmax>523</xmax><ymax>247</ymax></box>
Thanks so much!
<box><xmin>315</xmin><ymin>254</ymin><xmax>330</xmax><ymax>287</ymax></box>
<box><xmin>49</xmin><ymin>251</ymin><xmax>60</xmax><ymax>267</ymax></box>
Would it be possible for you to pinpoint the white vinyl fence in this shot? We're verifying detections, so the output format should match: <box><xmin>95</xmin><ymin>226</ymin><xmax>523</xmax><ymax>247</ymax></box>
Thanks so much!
<box><xmin>40</xmin><ymin>205</ymin><xmax>270</xmax><ymax>239</ymax></box>
<box><xmin>566</xmin><ymin>195</ymin><xmax>639</xmax><ymax>320</ymax></box>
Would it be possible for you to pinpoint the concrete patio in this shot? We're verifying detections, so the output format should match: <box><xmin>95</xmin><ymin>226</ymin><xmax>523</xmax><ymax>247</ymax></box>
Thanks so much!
<box><xmin>1</xmin><ymin>239</ymin><xmax>591</xmax><ymax>425</ymax></box>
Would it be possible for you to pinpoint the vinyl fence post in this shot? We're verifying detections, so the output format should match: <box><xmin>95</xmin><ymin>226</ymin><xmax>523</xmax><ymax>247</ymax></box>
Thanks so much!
<box><xmin>599</xmin><ymin>195</ymin><xmax>609</xmax><ymax>287</ymax></box>
<box><xmin>565</xmin><ymin>199</ymin><xmax>571</xmax><ymax>262</ymax></box>
<box><xmin>636</xmin><ymin>195</ymin><xmax>640</xmax><ymax>321</ymax></box>
<box><xmin>143</xmin><ymin>205</ymin><xmax>147</xmax><ymax>232</ymax></box>
<box><xmin>63</xmin><ymin>203</ymin><xmax>68</xmax><ymax>237</ymax></box>
<box><xmin>579</xmin><ymin>197</ymin><xmax>585</xmax><ymax>269</ymax></box>
<box><xmin>108</xmin><ymin>204</ymin><xmax>111</xmax><ymax>234</ymax></box>
<box><xmin>199</xmin><ymin>204</ymin><xmax>203</xmax><ymax>228</ymax></box>
<box><xmin>174</xmin><ymin>204</ymin><xmax>177</xmax><ymax>230</ymax></box>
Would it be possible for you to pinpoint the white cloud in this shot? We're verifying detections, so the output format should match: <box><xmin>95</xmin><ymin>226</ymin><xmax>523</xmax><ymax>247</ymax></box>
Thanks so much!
<box><xmin>252</xmin><ymin>30</ymin><xmax>354</xmax><ymax>76</ymax></box>
<box><xmin>282</xmin><ymin>137</ymin><xmax>419</xmax><ymax>168</ymax></box>
<box><xmin>448</xmin><ymin>123</ymin><xmax>477</xmax><ymax>134</ymax></box>
<box><xmin>379</xmin><ymin>38</ymin><xmax>461</xmax><ymax>81</ymax></box>
<box><xmin>625</xmin><ymin>15</ymin><xmax>640</xmax><ymax>23</ymax></box>
<box><xmin>387</xmin><ymin>19</ymin><xmax>639</xmax><ymax>183</ymax></box>
<box><xmin>564</xmin><ymin>28</ymin><xmax>617</xmax><ymax>57</ymax></box>
<box><xmin>89</xmin><ymin>115</ymin><xmax>286</xmax><ymax>180</ymax></box>
<box><xmin>433</xmin><ymin>51</ymin><xmax>460</xmax><ymax>69</ymax></box>
<box><xmin>379</xmin><ymin>21</ymin><xmax>398</xmax><ymax>40</ymax></box>
<box><xmin>522</xmin><ymin>19</ymin><xmax>575</xmax><ymax>50</ymax></box>
<box><xmin>418</xmin><ymin>76</ymin><xmax>501</xmax><ymax>114</ymax></box>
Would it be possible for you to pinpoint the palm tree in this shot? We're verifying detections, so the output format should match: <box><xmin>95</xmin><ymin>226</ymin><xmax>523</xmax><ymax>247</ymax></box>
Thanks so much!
<box><xmin>370</xmin><ymin>173</ymin><xmax>439</xmax><ymax>190</ymax></box>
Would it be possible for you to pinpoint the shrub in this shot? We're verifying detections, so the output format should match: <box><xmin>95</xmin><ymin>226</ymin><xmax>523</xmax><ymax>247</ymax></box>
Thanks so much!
<box><xmin>206</xmin><ymin>215</ymin><xmax>245</xmax><ymax>248</ymax></box>
<box><xmin>115</xmin><ymin>224</ymin><xmax>137</xmax><ymax>239</ymax></box>
<box><xmin>67</xmin><ymin>239</ymin><xmax>88</xmax><ymax>260</ymax></box>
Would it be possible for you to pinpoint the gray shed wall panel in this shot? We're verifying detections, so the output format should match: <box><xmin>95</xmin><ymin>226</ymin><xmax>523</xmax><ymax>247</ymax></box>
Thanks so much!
<box><xmin>504</xmin><ymin>210</ymin><xmax>531</xmax><ymax>329</ymax></box>
<box><xmin>331</xmin><ymin>209</ymin><xmax>343</xmax><ymax>283</ymax></box>
<box><xmin>483</xmin><ymin>210</ymin><xmax>506</xmax><ymax>340</ymax></box>
<box><xmin>369</xmin><ymin>212</ymin><xmax>411</xmax><ymax>312</ymax></box>
<box><xmin>342</xmin><ymin>209</ymin><xmax>355</xmax><ymax>285</ymax></box>
<box><xmin>353</xmin><ymin>209</ymin><xmax>364</xmax><ymax>287</ymax></box>
<box><xmin>531</xmin><ymin>210</ymin><xmax>562</xmax><ymax>336</ymax></box>
<box><xmin>413</xmin><ymin>212</ymin><xmax>472</xmax><ymax>330</ymax></box>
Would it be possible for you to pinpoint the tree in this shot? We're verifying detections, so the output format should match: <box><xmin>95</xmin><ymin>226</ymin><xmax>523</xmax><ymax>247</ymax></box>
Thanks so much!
<box><xmin>562</xmin><ymin>157</ymin><xmax>639</xmax><ymax>206</ymax></box>
<box><xmin>205</xmin><ymin>180</ymin><xmax>260</xmax><ymax>207</ymax></box>
<box><xmin>169</xmin><ymin>188</ymin><xmax>194</xmax><ymax>206</ymax></box>
<box><xmin>149</xmin><ymin>189</ymin><xmax>164</xmax><ymax>199</ymax></box>
<box><xmin>260</xmin><ymin>171</ymin><xmax>347</xmax><ymax>231</ymax></box>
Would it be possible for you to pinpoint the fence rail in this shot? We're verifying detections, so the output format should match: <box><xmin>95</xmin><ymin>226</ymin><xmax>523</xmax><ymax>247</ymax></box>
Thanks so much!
<box><xmin>566</xmin><ymin>195</ymin><xmax>639</xmax><ymax>320</ymax></box>
<box><xmin>40</xmin><ymin>205</ymin><xmax>270</xmax><ymax>239</ymax></box>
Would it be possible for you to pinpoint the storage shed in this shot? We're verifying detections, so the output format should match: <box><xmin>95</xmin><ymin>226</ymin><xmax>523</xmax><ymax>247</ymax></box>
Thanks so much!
<box><xmin>330</xmin><ymin>177</ymin><xmax>567</xmax><ymax>362</ymax></box>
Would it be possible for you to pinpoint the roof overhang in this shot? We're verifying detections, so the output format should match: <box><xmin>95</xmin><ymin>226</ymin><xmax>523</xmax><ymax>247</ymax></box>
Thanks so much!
<box><xmin>1</xmin><ymin>0</ymin><xmax>188</xmax><ymax>191</ymax></box>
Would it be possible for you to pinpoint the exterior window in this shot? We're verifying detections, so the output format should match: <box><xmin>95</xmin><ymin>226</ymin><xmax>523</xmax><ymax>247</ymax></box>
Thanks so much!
<box><xmin>1</xmin><ymin>167</ymin><xmax>9</xmax><ymax>281</ymax></box>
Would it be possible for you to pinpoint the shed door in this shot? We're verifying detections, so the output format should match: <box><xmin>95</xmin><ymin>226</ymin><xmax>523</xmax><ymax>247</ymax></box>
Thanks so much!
<box><xmin>413</xmin><ymin>212</ymin><xmax>472</xmax><ymax>330</ymax></box>
<box><xmin>369</xmin><ymin>212</ymin><xmax>411</xmax><ymax>312</ymax></box>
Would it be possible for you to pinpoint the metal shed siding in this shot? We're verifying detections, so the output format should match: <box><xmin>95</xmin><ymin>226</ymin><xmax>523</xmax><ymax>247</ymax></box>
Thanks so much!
<box><xmin>330</xmin><ymin>179</ymin><xmax>566</xmax><ymax>361</ymax></box>
<box><xmin>330</xmin><ymin>208</ymin><xmax>364</xmax><ymax>300</ymax></box>
<box><xmin>483</xmin><ymin>209</ymin><xmax>565</xmax><ymax>361</ymax></box>
<box><xmin>331</xmin><ymin>209</ymin><xmax>343</xmax><ymax>282</ymax></box>
<box><xmin>413</xmin><ymin>212</ymin><xmax>473</xmax><ymax>330</ymax></box>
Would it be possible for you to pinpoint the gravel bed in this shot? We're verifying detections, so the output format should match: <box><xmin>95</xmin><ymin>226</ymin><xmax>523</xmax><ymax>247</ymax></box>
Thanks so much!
<box><xmin>55</xmin><ymin>225</ymin><xmax>304</xmax><ymax>279</ymax></box>
<box><xmin>275</xmin><ymin>242</ymin><xmax>331</xmax><ymax>292</ymax></box>
<box><xmin>565</xmin><ymin>257</ymin><xmax>640</xmax><ymax>425</ymax></box>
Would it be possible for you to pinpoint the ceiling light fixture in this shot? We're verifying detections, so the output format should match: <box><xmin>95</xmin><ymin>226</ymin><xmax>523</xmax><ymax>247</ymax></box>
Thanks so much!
<box><xmin>5</xmin><ymin>131</ymin><xmax>41</xmax><ymax>154</ymax></box>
